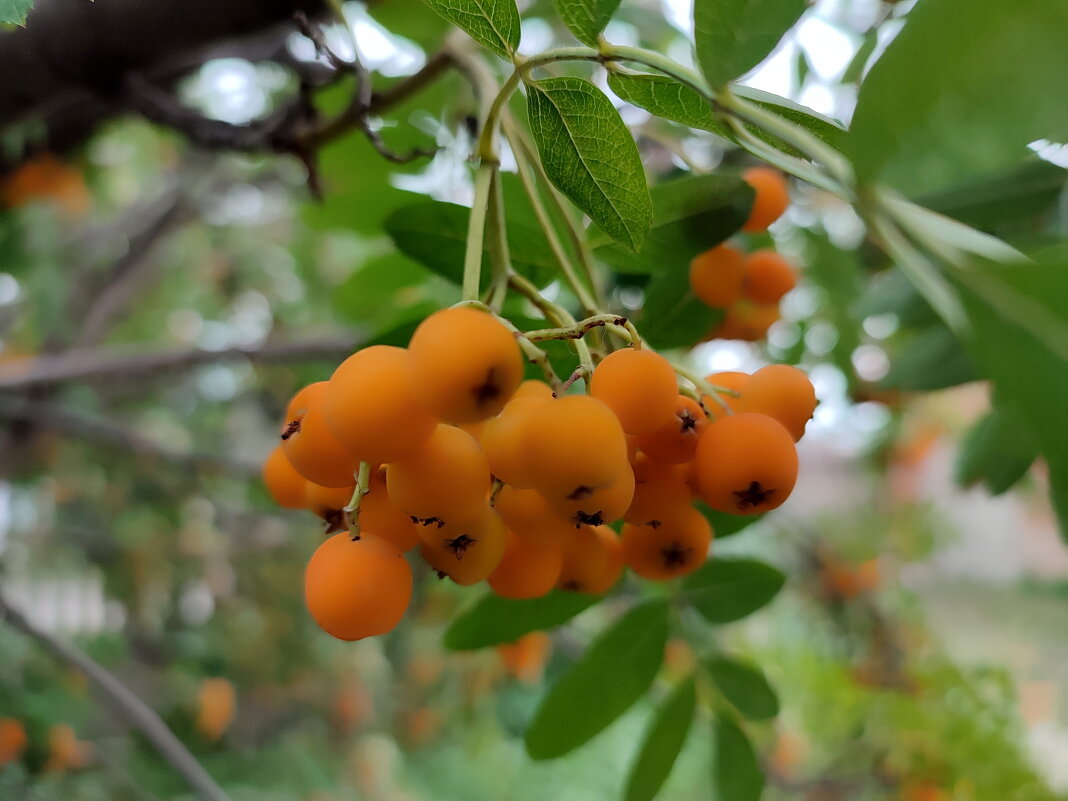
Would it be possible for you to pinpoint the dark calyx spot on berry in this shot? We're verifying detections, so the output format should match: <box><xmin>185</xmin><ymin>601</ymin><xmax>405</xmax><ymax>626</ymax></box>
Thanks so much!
<box><xmin>472</xmin><ymin>367</ymin><xmax>501</xmax><ymax>407</ymax></box>
<box><xmin>436</xmin><ymin>570</ymin><xmax>448</xmax><ymax>580</ymax></box>
<box><xmin>444</xmin><ymin>534</ymin><xmax>477</xmax><ymax>559</ymax></box>
<box><xmin>733</xmin><ymin>481</ymin><xmax>774</xmax><ymax>510</ymax></box>
<box><xmin>280</xmin><ymin>419</ymin><xmax>301</xmax><ymax>440</ymax></box>
<box><xmin>572</xmin><ymin>510</ymin><xmax>604</xmax><ymax>527</ymax></box>
<box><xmin>320</xmin><ymin>509</ymin><xmax>345</xmax><ymax>534</ymax></box>
<box><xmin>677</xmin><ymin>410</ymin><xmax>698</xmax><ymax>433</ymax></box>
<box><xmin>645</xmin><ymin>519</ymin><xmax>662</xmax><ymax>529</ymax></box>
<box><xmin>411</xmin><ymin>515</ymin><xmax>445</xmax><ymax>528</ymax></box>
<box><xmin>561</xmin><ymin>579</ymin><xmax>583</xmax><ymax>592</ymax></box>
<box><xmin>566</xmin><ymin>485</ymin><xmax>594</xmax><ymax>501</ymax></box>
<box><xmin>661</xmin><ymin>542</ymin><xmax>692</xmax><ymax>570</ymax></box>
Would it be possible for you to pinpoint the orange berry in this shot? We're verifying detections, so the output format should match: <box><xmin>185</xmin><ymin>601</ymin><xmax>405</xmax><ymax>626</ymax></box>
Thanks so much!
<box><xmin>493</xmin><ymin>485</ymin><xmax>574</xmax><ymax>545</ymax></box>
<box><xmin>360</xmin><ymin>466</ymin><xmax>420</xmax><ymax>551</ymax></box>
<box><xmin>558</xmin><ymin>525</ymin><xmax>624</xmax><ymax>594</ymax></box>
<box><xmin>408</xmin><ymin>307</ymin><xmax>523</xmax><ymax>423</ymax></box>
<box><xmin>386</xmin><ymin>424</ymin><xmax>490</xmax><ymax>524</ymax></box>
<box><xmin>689</xmin><ymin>244</ymin><xmax>747</xmax><ymax>308</ymax></box>
<box><xmin>0</xmin><ymin>718</ymin><xmax>27</xmax><ymax>766</ymax></box>
<box><xmin>497</xmin><ymin>631</ymin><xmax>552</xmax><ymax>684</ymax></box>
<box><xmin>693</xmin><ymin>413</ymin><xmax>798</xmax><ymax>514</ymax></box>
<box><xmin>711</xmin><ymin>301</ymin><xmax>779</xmax><ymax>342</ymax></box>
<box><xmin>305</xmin><ymin>533</ymin><xmax>412</xmax><ymax>640</ymax></box>
<box><xmin>195</xmin><ymin>678</ymin><xmax>236</xmax><ymax>741</ymax></box>
<box><xmin>323</xmin><ymin>346</ymin><xmax>437</xmax><ymax>464</ymax></box>
<box><xmin>489</xmin><ymin>531</ymin><xmax>563</xmax><ymax>599</ymax></box>
<box><xmin>702</xmin><ymin>370</ymin><xmax>750</xmax><ymax>420</ymax></box>
<box><xmin>512</xmin><ymin>379</ymin><xmax>555</xmax><ymax>401</ymax></box>
<box><xmin>282</xmin><ymin>392</ymin><xmax>358</xmax><ymax>488</ymax></box>
<box><xmin>547</xmin><ymin>464</ymin><xmax>635</xmax><ymax>528</ymax></box>
<box><xmin>742</xmin><ymin>167</ymin><xmax>790</xmax><ymax>232</ymax></box>
<box><xmin>621</xmin><ymin>507</ymin><xmax>712</xmax><ymax>580</ymax></box>
<box><xmin>305</xmin><ymin>481</ymin><xmax>354</xmax><ymax>532</ymax></box>
<box><xmin>734</xmin><ymin>364</ymin><xmax>817</xmax><ymax>441</ymax></box>
<box><xmin>523</xmin><ymin>394</ymin><xmax>629</xmax><ymax>503</ymax></box>
<box><xmin>590</xmin><ymin>347</ymin><xmax>678</xmax><ymax>435</ymax></box>
<box><xmin>482</xmin><ymin>396</ymin><xmax>551</xmax><ymax>488</ymax></box>
<box><xmin>743</xmin><ymin>249</ymin><xmax>797</xmax><ymax>304</ymax></box>
<box><xmin>284</xmin><ymin>380</ymin><xmax>327</xmax><ymax>423</ymax></box>
<box><xmin>45</xmin><ymin>724</ymin><xmax>90</xmax><ymax>772</ymax></box>
<box><xmin>625</xmin><ymin>455</ymin><xmax>693</xmax><ymax>525</ymax></box>
<box><xmin>634</xmin><ymin>395</ymin><xmax>709</xmax><ymax>464</ymax></box>
<box><xmin>262</xmin><ymin>446</ymin><xmax>307</xmax><ymax>509</ymax></box>
<box><xmin>420</xmin><ymin>506</ymin><xmax>507</xmax><ymax>585</ymax></box>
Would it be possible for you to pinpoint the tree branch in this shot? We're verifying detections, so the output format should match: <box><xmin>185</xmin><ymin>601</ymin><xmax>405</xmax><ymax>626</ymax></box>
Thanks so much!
<box><xmin>0</xmin><ymin>335</ymin><xmax>359</xmax><ymax>390</ymax></box>
<box><xmin>0</xmin><ymin>589</ymin><xmax>231</xmax><ymax>801</ymax></box>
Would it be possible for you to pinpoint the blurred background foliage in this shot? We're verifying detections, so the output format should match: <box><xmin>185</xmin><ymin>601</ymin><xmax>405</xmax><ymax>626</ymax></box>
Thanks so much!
<box><xmin>0</xmin><ymin>0</ymin><xmax>1066</xmax><ymax>799</ymax></box>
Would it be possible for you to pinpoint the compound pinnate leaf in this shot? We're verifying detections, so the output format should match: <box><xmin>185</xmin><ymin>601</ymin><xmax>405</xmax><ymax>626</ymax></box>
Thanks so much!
<box><xmin>706</xmin><ymin>656</ymin><xmax>779</xmax><ymax>720</ymax></box>
<box><xmin>444</xmin><ymin>590</ymin><xmax>599</xmax><ymax>650</ymax></box>
<box><xmin>693</xmin><ymin>0</ymin><xmax>806</xmax><ymax>88</ymax></box>
<box><xmin>552</xmin><ymin>0</ymin><xmax>621</xmax><ymax>47</ymax></box>
<box><xmin>848</xmin><ymin>0</ymin><xmax>1068</xmax><ymax>194</ymax></box>
<box><xmin>527</xmin><ymin>76</ymin><xmax>652</xmax><ymax>252</ymax></box>
<box><xmin>682</xmin><ymin>558</ymin><xmax>784</xmax><ymax>623</ymax></box>
<box><xmin>525</xmin><ymin>600</ymin><xmax>669</xmax><ymax>759</ymax></box>
<box><xmin>623</xmin><ymin>678</ymin><xmax>697</xmax><ymax>801</ymax></box>
<box><xmin>421</xmin><ymin>0</ymin><xmax>520</xmax><ymax>59</ymax></box>
<box><xmin>712</xmin><ymin>715</ymin><xmax>765</xmax><ymax>801</ymax></box>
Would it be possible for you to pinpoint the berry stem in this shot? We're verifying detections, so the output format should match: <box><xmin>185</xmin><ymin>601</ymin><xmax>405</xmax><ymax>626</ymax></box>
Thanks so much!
<box><xmin>508</xmin><ymin>273</ymin><xmax>596</xmax><ymax>379</ymax></box>
<box><xmin>524</xmin><ymin>313</ymin><xmax>638</xmax><ymax>346</ymax></box>
<box><xmin>483</xmin><ymin>170</ymin><xmax>513</xmax><ymax>312</ymax></box>
<box><xmin>344</xmin><ymin>461</ymin><xmax>372</xmax><ymax>539</ymax></box>
<box><xmin>671</xmin><ymin>364</ymin><xmax>739</xmax><ymax>416</ymax></box>
<box><xmin>462</xmin><ymin>160</ymin><xmax>496</xmax><ymax>301</ymax></box>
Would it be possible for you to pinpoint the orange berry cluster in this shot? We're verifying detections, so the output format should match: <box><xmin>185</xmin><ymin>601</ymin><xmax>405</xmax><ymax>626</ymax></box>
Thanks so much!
<box><xmin>688</xmin><ymin>167</ymin><xmax>797</xmax><ymax>342</ymax></box>
<box><xmin>262</xmin><ymin>306</ymin><xmax>816</xmax><ymax>642</ymax></box>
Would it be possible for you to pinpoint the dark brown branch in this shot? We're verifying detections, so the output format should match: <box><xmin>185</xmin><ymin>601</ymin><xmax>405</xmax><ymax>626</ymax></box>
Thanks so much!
<box><xmin>0</xmin><ymin>395</ymin><xmax>259</xmax><ymax>477</ymax></box>
<box><xmin>0</xmin><ymin>589</ymin><xmax>231</xmax><ymax>801</ymax></box>
<box><xmin>0</xmin><ymin>335</ymin><xmax>360</xmax><ymax>390</ymax></box>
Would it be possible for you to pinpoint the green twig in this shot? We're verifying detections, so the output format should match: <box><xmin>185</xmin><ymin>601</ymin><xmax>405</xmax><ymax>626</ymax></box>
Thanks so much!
<box><xmin>463</xmin><ymin>161</ymin><xmax>496</xmax><ymax>301</ymax></box>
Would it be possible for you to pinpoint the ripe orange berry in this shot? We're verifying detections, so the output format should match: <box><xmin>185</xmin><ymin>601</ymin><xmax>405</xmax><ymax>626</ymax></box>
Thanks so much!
<box><xmin>634</xmin><ymin>395</ymin><xmax>709</xmax><ymax>464</ymax></box>
<box><xmin>524</xmin><ymin>394</ymin><xmax>629</xmax><ymax>503</ymax></box>
<box><xmin>493</xmin><ymin>485</ymin><xmax>574</xmax><ymax>545</ymax></box>
<box><xmin>195</xmin><ymin>678</ymin><xmax>236</xmax><ymax>741</ymax></box>
<box><xmin>743</xmin><ymin>249</ymin><xmax>797</xmax><ymax>304</ymax></box>
<box><xmin>488</xmin><ymin>531</ymin><xmax>563</xmax><ymax>599</ymax></box>
<box><xmin>741</xmin><ymin>167</ymin><xmax>790</xmax><ymax>232</ymax></box>
<box><xmin>262</xmin><ymin>446</ymin><xmax>307</xmax><ymax>509</ymax></box>
<box><xmin>482</xmin><ymin>396</ymin><xmax>551</xmax><ymax>488</ymax></box>
<box><xmin>548</xmin><ymin>465</ymin><xmax>635</xmax><ymax>528</ymax></box>
<box><xmin>304</xmin><ymin>533</ymin><xmax>412</xmax><ymax>640</ymax></box>
<box><xmin>361</xmin><ymin>466</ymin><xmax>420</xmax><ymax>551</ymax></box>
<box><xmin>44</xmin><ymin>724</ymin><xmax>90</xmax><ymax>772</ymax></box>
<box><xmin>693</xmin><ymin>413</ymin><xmax>798</xmax><ymax>514</ymax></box>
<box><xmin>710</xmin><ymin>301</ymin><xmax>779</xmax><ymax>342</ymax></box>
<box><xmin>734</xmin><ymin>364</ymin><xmax>817</xmax><ymax>441</ymax></box>
<box><xmin>621</xmin><ymin>507</ymin><xmax>712</xmax><ymax>580</ymax></box>
<box><xmin>323</xmin><ymin>346</ymin><xmax>437</xmax><ymax>464</ymax></box>
<box><xmin>558</xmin><ymin>525</ymin><xmax>624</xmax><ymax>594</ymax></box>
<box><xmin>512</xmin><ymin>379</ymin><xmax>555</xmax><ymax>401</ymax></box>
<box><xmin>281</xmin><ymin>392</ymin><xmax>357</xmax><ymax>489</ymax></box>
<box><xmin>386</xmin><ymin>424</ymin><xmax>490</xmax><ymax>524</ymax></box>
<box><xmin>408</xmin><ymin>307</ymin><xmax>523</xmax><ymax>423</ymax></box>
<box><xmin>689</xmin><ymin>244</ymin><xmax>747</xmax><ymax>308</ymax></box>
<box><xmin>420</xmin><ymin>506</ymin><xmax>507</xmax><ymax>585</ymax></box>
<box><xmin>284</xmin><ymin>380</ymin><xmax>327</xmax><ymax>423</ymax></box>
<box><xmin>590</xmin><ymin>347</ymin><xmax>679</xmax><ymax>435</ymax></box>
<box><xmin>625</xmin><ymin>455</ymin><xmax>693</xmax><ymax>526</ymax></box>
<box><xmin>0</xmin><ymin>717</ymin><xmax>27</xmax><ymax>766</ymax></box>
<box><xmin>305</xmin><ymin>481</ymin><xmax>354</xmax><ymax>532</ymax></box>
<box><xmin>702</xmin><ymin>370</ymin><xmax>750</xmax><ymax>420</ymax></box>
<box><xmin>497</xmin><ymin>632</ymin><xmax>552</xmax><ymax>684</ymax></box>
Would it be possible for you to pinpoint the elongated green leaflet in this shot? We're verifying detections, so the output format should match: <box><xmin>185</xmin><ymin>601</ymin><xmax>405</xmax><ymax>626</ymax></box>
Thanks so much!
<box><xmin>682</xmin><ymin>558</ymin><xmax>784</xmax><ymax>623</ymax></box>
<box><xmin>623</xmin><ymin>678</ymin><xmax>697</xmax><ymax>801</ymax></box>
<box><xmin>693</xmin><ymin>0</ymin><xmax>806</xmax><ymax>88</ymax></box>
<box><xmin>706</xmin><ymin>656</ymin><xmax>779</xmax><ymax>720</ymax></box>
<box><xmin>552</xmin><ymin>0</ymin><xmax>621</xmax><ymax>47</ymax></box>
<box><xmin>711</xmin><ymin>715</ymin><xmax>764</xmax><ymax>801</ymax></box>
<box><xmin>420</xmin><ymin>0</ymin><xmax>520</xmax><ymax>59</ymax></box>
<box><xmin>444</xmin><ymin>590</ymin><xmax>600</xmax><ymax>650</ymax></box>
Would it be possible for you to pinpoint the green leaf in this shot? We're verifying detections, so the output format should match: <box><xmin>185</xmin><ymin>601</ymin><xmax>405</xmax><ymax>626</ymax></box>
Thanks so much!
<box><xmin>623</xmin><ymin>678</ymin><xmax>697</xmax><ymax>801</ymax></box>
<box><xmin>384</xmin><ymin>200</ymin><xmax>558</xmax><ymax>288</ymax></box>
<box><xmin>525</xmin><ymin>600</ymin><xmax>669</xmax><ymax>759</ymax></box>
<box><xmin>0</xmin><ymin>0</ymin><xmax>33</xmax><ymax>25</ymax></box>
<box><xmin>955</xmin><ymin>410</ymin><xmax>1037</xmax><ymax>496</ymax></box>
<box><xmin>682</xmin><ymin>558</ymin><xmax>784</xmax><ymax>624</ymax></box>
<box><xmin>953</xmin><ymin>260</ymin><xmax>1068</xmax><ymax>537</ymax></box>
<box><xmin>706</xmin><ymin>656</ymin><xmax>779</xmax><ymax>720</ymax></box>
<box><xmin>420</xmin><ymin>0</ymin><xmax>520</xmax><ymax>59</ymax></box>
<box><xmin>552</xmin><ymin>0</ymin><xmax>621</xmax><ymax>47</ymax></box>
<box><xmin>606</xmin><ymin>72</ymin><xmax>844</xmax><ymax>158</ymax></box>
<box><xmin>444</xmin><ymin>590</ymin><xmax>599</xmax><ymax>650</ymax></box>
<box><xmin>880</xmin><ymin>327</ymin><xmax>978</xmax><ymax>391</ymax></box>
<box><xmin>711</xmin><ymin>715</ymin><xmax>764</xmax><ymax>801</ymax></box>
<box><xmin>693</xmin><ymin>0</ymin><xmax>806</xmax><ymax>87</ymax></box>
<box><xmin>527</xmin><ymin>77</ymin><xmax>652</xmax><ymax>251</ymax></box>
<box><xmin>847</xmin><ymin>0</ymin><xmax>1068</xmax><ymax>194</ymax></box>
<box><xmin>698</xmin><ymin>505</ymin><xmax>764</xmax><ymax>540</ymax></box>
